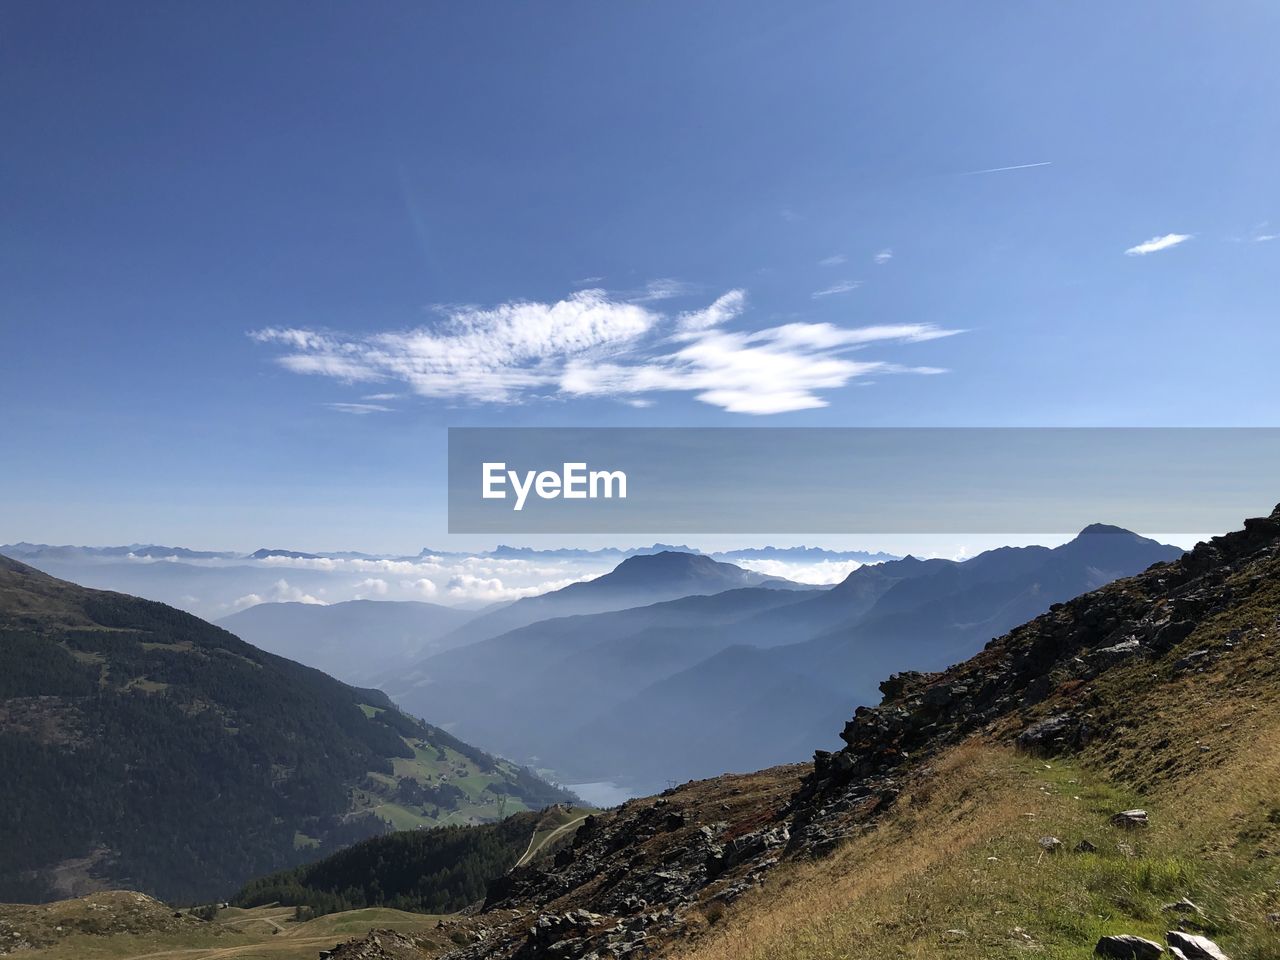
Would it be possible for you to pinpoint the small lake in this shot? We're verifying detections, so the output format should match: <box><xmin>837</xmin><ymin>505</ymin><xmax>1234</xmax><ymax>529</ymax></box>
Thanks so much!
<box><xmin>565</xmin><ymin>780</ymin><xmax>644</xmax><ymax>808</ymax></box>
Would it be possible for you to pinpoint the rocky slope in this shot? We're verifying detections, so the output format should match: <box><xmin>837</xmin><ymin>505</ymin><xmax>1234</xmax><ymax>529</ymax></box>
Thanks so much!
<box><xmin>327</xmin><ymin>504</ymin><xmax>1280</xmax><ymax>959</ymax></box>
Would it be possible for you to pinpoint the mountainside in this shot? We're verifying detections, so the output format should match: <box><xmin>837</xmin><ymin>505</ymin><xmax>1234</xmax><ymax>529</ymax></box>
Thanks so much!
<box><xmin>384</xmin><ymin>586</ymin><xmax>818</xmax><ymax>769</ymax></box>
<box><xmin>391</xmin><ymin>528</ymin><xmax>1179</xmax><ymax>791</ymax></box>
<box><xmin>395</xmin><ymin>551</ymin><xmax>805</xmax><ymax>658</ymax></box>
<box><xmin>216</xmin><ymin>599</ymin><xmax>477</xmax><ymax>687</ymax></box>
<box><xmin>0</xmin><ymin>556</ymin><xmax>575</xmax><ymax>904</ymax></box>
<box><xmin>319</xmin><ymin>503</ymin><xmax>1280</xmax><ymax>960</ymax></box>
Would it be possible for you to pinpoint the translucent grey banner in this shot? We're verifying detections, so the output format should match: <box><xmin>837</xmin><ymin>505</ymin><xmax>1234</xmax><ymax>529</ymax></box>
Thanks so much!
<box><xmin>447</xmin><ymin>428</ymin><xmax>1280</xmax><ymax>534</ymax></box>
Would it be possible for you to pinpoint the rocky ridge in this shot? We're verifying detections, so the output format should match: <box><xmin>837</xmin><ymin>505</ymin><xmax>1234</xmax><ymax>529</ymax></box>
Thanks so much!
<box><xmin>338</xmin><ymin>505</ymin><xmax>1280</xmax><ymax>959</ymax></box>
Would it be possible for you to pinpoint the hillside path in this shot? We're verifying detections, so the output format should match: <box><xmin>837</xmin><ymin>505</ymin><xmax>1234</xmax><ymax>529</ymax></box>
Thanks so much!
<box><xmin>515</xmin><ymin>814</ymin><xmax>588</xmax><ymax>868</ymax></box>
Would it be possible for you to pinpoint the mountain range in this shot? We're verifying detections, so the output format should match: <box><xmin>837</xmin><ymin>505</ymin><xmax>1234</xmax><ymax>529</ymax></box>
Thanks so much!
<box><xmin>388</xmin><ymin>526</ymin><xmax>1182</xmax><ymax>791</ymax></box>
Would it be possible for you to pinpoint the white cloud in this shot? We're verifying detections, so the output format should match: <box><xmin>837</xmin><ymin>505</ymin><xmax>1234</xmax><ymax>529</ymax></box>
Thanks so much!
<box><xmin>252</xmin><ymin>290</ymin><xmax>656</xmax><ymax>405</ymax></box>
<box><xmin>735</xmin><ymin>558</ymin><xmax>864</xmax><ymax>584</ymax></box>
<box><xmin>327</xmin><ymin>402</ymin><xmax>392</xmax><ymax>415</ymax></box>
<box><xmin>873</xmin><ymin>249</ymin><xmax>893</xmax><ymax>265</ymax></box>
<box><xmin>253</xmin><ymin>289</ymin><xmax>962</xmax><ymax>416</ymax></box>
<box><xmin>676</xmin><ymin>289</ymin><xmax>745</xmax><ymax>333</ymax></box>
<box><xmin>1125</xmin><ymin>233</ymin><xmax>1191</xmax><ymax>256</ymax></box>
<box><xmin>818</xmin><ymin>254</ymin><xmax>846</xmax><ymax>266</ymax></box>
<box><xmin>403</xmin><ymin>578</ymin><xmax>438</xmax><ymax>598</ymax></box>
<box><xmin>361</xmin><ymin>392</ymin><xmax>401</xmax><ymax>401</ymax></box>
<box><xmin>232</xmin><ymin>578</ymin><xmax>326</xmax><ymax>610</ymax></box>
<box><xmin>811</xmin><ymin>280</ymin><xmax>862</xmax><ymax>299</ymax></box>
<box><xmin>354</xmin><ymin>577</ymin><xmax>389</xmax><ymax>597</ymax></box>
<box><xmin>561</xmin><ymin>320</ymin><xmax>960</xmax><ymax>415</ymax></box>
<box><xmin>444</xmin><ymin>574</ymin><xmax>582</xmax><ymax>603</ymax></box>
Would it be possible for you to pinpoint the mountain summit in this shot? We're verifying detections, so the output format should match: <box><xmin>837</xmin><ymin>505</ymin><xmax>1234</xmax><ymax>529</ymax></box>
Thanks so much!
<box><xmin>423</xmin><ymin>551</ymin><xmax>803</xmax><ymax>651</ymax></box>
<box><xmin>572</xmin><ymin>551</ymin><xmax>787</xmax><ymax>590</ymax></box>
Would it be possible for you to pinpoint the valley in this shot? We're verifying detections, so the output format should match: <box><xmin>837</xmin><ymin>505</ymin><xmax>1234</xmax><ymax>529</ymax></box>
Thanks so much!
<box><xmin>3</xmin><ymin>506</ymin><xmax>1277</xmax><ymax>960</ymax></box>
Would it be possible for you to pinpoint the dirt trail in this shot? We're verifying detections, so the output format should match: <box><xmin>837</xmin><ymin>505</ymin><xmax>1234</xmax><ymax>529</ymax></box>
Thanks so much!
<box><xmin>514</xmin><ymin>815</ymin><xmax>588</xmax><ymax>868</ymax></box>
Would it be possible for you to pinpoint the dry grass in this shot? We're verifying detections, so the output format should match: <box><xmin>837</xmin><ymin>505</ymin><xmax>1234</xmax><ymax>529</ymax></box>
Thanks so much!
<box><xmin>680</xmin><ymin>737</ymin><xmax>1280</xmax><ymax>959</ymax></box>
<box><xmin>678</xmin><ymin>563</ymin><xmax>1280</xmax><ymax>960</ymax></box>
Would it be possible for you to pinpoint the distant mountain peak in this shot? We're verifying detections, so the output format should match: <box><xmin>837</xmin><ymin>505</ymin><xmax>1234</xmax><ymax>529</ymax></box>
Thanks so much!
<box><xmin>1074</xmin><ymin>523</ymin><xmax>1138</xmax><ymax>537</ymax></box>
<box><xmin>249</xmin><ymin>547</ymin><xmax>321</xmax><ymax>560</ymax></box>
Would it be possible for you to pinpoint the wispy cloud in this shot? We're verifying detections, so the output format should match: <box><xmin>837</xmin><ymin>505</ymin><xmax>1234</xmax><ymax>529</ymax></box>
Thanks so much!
<box><xmin>818</xmin><ymin>254</ymin><xmax>846</xmax><ymax>266</ymax></box>
<box><xmin>362</xmin><ymin>393</ymin><xmax>400</xmax><ymax>401</ymax></box>
<box><xmin>677</xmin><ymin>289</ymin><xmax>746</xmax><ymax>333</ymax></box>
<box><xmin>873</xmin><ymin>249</ymin><xmax>893</xmax><ymax>265</ymax></box>
<box><xmin>1125</xmin><ymin>233</ymin><xmax>1191</xmax><ymax>256</ymax></box>
<box><xmin>573</xmin><ymin>276</ymin><xmax>605</xmax><ymax>286</ymax></box>
<box><xmin>327</xmin><ymin>402</ymin><xmax>393</xmax><ymax>415</ymax></box>
<box><xmin>811</xmin><ymin>280</ymin><xmax>862</xmax><ymax>299</ymax></box>
<box><xmin>252</xmin><ymin>289</ymin><xmax>962</xmax><ymax>416</ymax></box>
<box><xmin>633</xmin><ymin>278</ymin><xmax>697</xmax><ymax>302</ymax></box>
<box><xmin>962</xmin><ymin>160</ymin><xmax>1053</xmax><ymax>176</ymax></box>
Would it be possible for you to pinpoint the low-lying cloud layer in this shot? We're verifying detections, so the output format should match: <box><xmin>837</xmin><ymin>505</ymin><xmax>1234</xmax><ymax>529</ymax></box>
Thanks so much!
<box><xmin>251</xmin><ymin>288</ymin><xmax>961</xmax><ymax>415</ymax></box>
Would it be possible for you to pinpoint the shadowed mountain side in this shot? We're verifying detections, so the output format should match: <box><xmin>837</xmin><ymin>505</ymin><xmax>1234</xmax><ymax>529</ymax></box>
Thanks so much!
<box><xmin>384</xmin><ymin>586</ymin><xmax>820</xmax><ymax>755</ymax></box>
<box><xmin>0</xmin><ymin>555</ymin><xmax>575</xmax><ymax>904</ymax></box>
<box><xmin>546</xmin><ymin>644</ymin><xmax>851</xmax><ymax>787</ymax></box>
<box><xmin>544</xmin><ymin>526</ymin><xmax>1184</xmax><ymax>785</ymax></box>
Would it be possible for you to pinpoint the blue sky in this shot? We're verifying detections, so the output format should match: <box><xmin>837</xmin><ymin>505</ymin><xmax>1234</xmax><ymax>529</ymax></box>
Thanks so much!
<box><xmin>2</xmin><ymin>2</ymin><xmax>1277</xmax><ymax>552</ymax></box>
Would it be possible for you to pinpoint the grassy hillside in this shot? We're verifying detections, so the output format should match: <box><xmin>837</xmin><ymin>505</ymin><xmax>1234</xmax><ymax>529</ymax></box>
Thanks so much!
<box><xmin>0</xmin><ymin>555</ymin><xmax>575</xmax><ymax>904</ymax></box>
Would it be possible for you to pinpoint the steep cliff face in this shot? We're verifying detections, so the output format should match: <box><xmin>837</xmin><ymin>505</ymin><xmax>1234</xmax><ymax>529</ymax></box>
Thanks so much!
<box><xmin>331</xmin><ymin>505</ymin><xmax>1280</xmax><ymax>960</ymax></box>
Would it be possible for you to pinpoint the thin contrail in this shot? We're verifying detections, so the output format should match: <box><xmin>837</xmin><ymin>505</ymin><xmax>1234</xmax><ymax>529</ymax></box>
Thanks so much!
<box><xmin>961</xmin><ymin>161</ymin><xmax>1054</xmax><ymax>176</ymax></box>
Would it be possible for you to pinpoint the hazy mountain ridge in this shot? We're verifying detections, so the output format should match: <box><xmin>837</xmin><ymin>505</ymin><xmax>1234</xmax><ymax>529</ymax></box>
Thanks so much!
<box><xmin>393</xmin><ymin>529</ymin><xmax>1181</xmax><ymax>791</ymax></box>
<box><xmin>384</xmin><ymin>585</ymin><xmax>820</xmax><ymax>764</ymax></box>
<box><xmin>421</xmin><ymin>552</ymin><xmax>809</xmax><ymax>651</ymax></box>
<box><xmin>216</xmin><ymin>599</ymin><xmax>479</xmax><ymax>687</ymax></box>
